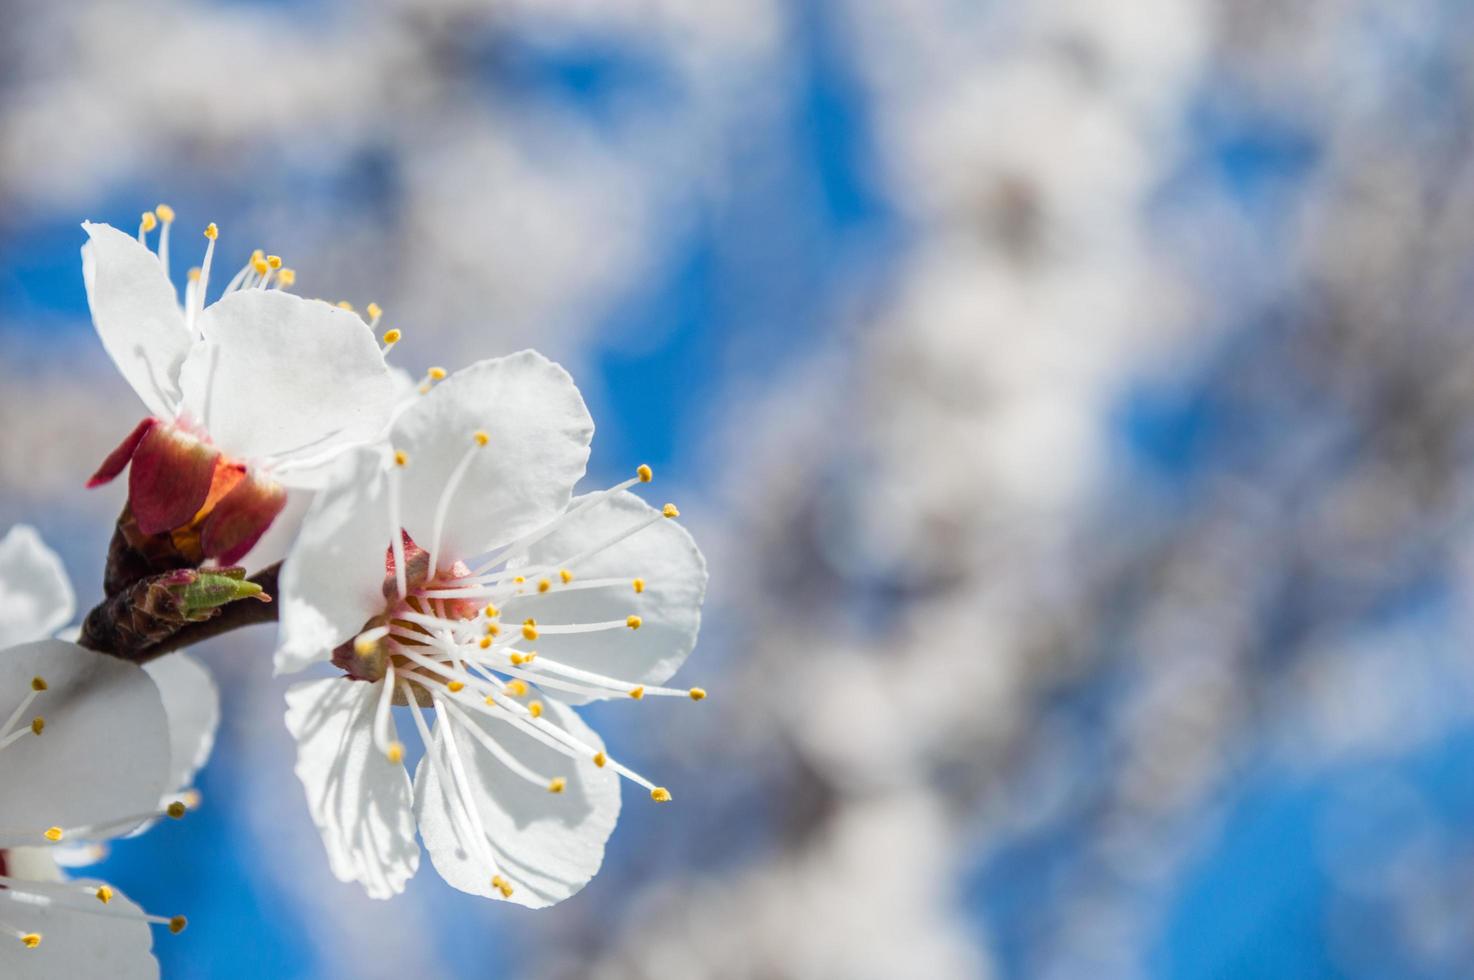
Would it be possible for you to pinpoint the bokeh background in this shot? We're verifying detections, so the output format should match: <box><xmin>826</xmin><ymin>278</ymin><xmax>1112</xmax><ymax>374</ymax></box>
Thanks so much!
<box><xmin>3</xmin><ymin>1</ymin><xmax>1473</xmax><ymax>977</ymax></box>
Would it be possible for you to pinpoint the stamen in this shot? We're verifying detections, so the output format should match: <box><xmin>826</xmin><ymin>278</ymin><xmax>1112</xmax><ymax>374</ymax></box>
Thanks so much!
<box><xmin>155</xmin><ymin>204</ymin><xmax>175</xmax><ymax>279</ymax></box>
<box><xmin>0</xmin><ymin>881</ymin><xmax>187</xmax><ymax>933</ymax></box>
<box><xmin>409</xmin><ymin>690</ymin><xmax>501</xmax><ymax>885</ymax></box>
<box><xmin>380</xmin><ymin>328</ymin><xmax>402</xmax><ymax>354</ymax></box>
<box><xmin>663</xmin><ymin>503</ymin><xmax>680</xmax><ymax>518</ymax></box>
<box><xmin>633</xmin><ymin>578</ymin><xmax>646</xmax><ymax>593</ymax></box>
<box><xmin>191</xmin><ymin>223</ymin><xmax>218</xmax><ymax>332</ymax></box>
<box><xmin>425</xmin><ymin>434</ymin><xmax>489</xmax><ymax>576</ymax></box>
<box><xmin>651</xmin><ymin>787</ymin><xmax>672</xmax><ymax>802</ymax></box>
<box><xmin>465</xmin><ymin>467</ymin><xmax>658</xmax><ymax>578</ymax></box>
<box><xmin>366</xmin><ymin>302</ymin><xmax>382</xmax><ymax>327</ymax></box>
<box><xmin>417</xmin><ymin>366</ymin><xmax>447</xmax><ymax>394</ymax></box>
<box><xmin>388</xmin><ymin>466</ymin><xmax>407</xmax><ymax>600</ymax></box>
<box><xmin>276</xmin><ymin>267</ymin><xmax>296</xmax><ymax>289</ymax></box>
<box><xmin>2</xmin><ymin>683</ymin><xmax>44</xmax><ymax>741</ymax></box>
<box><xmin>138</xmin><ymin>211</ymin><xmax>157</xmax><ymax>241</ymax></box>
<box><xmin>437</xmin><ymin>698</ymin><xmax>553</xmax><ymax>788</ymax></box>
<box><xmin>375</xmin><ymin>663</ymin><xmax>399</xmax><ymax>761</ymax></box>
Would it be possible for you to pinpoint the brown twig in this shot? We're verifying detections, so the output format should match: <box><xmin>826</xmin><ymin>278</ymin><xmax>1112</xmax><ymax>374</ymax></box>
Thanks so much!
<box><xmin>79</xmin><ymin>564</ymin><xmax>281</xmax><ymax>664</ymax></box>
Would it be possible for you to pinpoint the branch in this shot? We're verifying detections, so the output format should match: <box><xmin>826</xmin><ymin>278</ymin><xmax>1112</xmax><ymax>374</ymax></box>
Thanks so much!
<box><xmin>79</xmin><ymin>564</ymin><xmax>281</xmax><ymax>664</ymax></box>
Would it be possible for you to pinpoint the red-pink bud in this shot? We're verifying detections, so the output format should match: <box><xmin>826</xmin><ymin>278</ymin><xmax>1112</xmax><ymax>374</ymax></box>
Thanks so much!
<box><xmin>201</xmin><ymin>472</ymin><xmax>288</xmax><ymax>566</ymax></box>
<box><xmin>129</xmin><ymin>424</ymin><xmax>220</xmax><ymax>536</ymax></box>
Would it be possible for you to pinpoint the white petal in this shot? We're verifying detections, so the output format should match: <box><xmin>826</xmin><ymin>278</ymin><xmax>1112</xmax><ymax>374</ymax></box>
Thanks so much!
<box><xmin>142</xmin><ymin>654</ymin><xmax>218</xmax><ymax>795</ymax></box>
<box><xmin>0</xmin><ymin>877</ymin><xmax>158</xmax><ymax>980</ymax></box>
<box><xmin>285</xmin><ymin>678</ymin><xmax>419</xmax><ymax>899</ymax></box>
<box><xmin>0</xmin><ymin>641</ymin><xmax>169</xmax><ymax>839</ymax></box>
<box><xmin>414</xmin><ymin>697</ymin><xmax>620</xmax><ymax>908</ymax></box>
<box><xmin>276</xmin><ymin>448</ymin><xmax>393</xmax><ymax>676</ymax></box>
<box><xmin>3</xmin><ymin>848</ymin><xmax>63</xmax><ymax>882</ymax></box>
<box><xmin>178</xmin><ymin>291</ymin><xmax>395</xmax><ymax>475</ymax></box>
<box><xmin>503</xmin><ymin>492</ymin><xmax>707</xmax><ymax>704</ymax></box>
<box><xmin>80</xmin><ymin>221</ymin><xmax>189</xmax><ymax>419</ymax></box>
<box><xmin>392</xmin><ymin>351</ymin><xmax>592</xmax><ymax>561</ymax></box>
<box><xmin>0</xmin><ymin>526</ymin><xmax>75</xmax><ymax>649</ymax></box>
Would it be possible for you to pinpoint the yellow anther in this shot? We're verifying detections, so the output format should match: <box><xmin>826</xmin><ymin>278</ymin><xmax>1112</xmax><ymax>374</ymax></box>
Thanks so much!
<box><xmin>354</xmin><ymin>635</ymin><xmax>378</xmax><ymax>656</ymax></box>
<box><xmin>252</xmin><ymin>257</ymin><xmax>269</xmax><ymax>275</ymax></box>
<box><xmin>524</xmin><ymin>651</ymin><xmax>538</xmax><ymax>663</ymax></box>
<box><xmin>95</xmin><ymin>885</ymin><xmax>114</xmax><ymax>904</ymax></box>
<box><xmin>662</xmin><ymin>503</ymin><xmax>680</xmax><ymax>519</ymax></box>
<box><xmin>509</xmin><ymin>652</ymin><xmax>523</xmax><ymax>665</ymax></box>
<box><xmin>637</xmin><ymin>464</ymin><xmax>653</xmax><ymax>483</ymax></box>
<box><xmin>633</xmin><ymin>578</ymin><xmax>645</xmax><ymax>593</ymax></box>
<box><xmin>387</xmin><ymin>742</ymin><xmax>404</xmax><ymax>764</ymax></box>
<box><xmin>204</xmin><ymin>222</ymin><xmax>219</xmax><ymax>240</ymax></box>
<box><xmin>265</xmin><ymin>255</ymin><xmax>281</xmax><ymax>270</ymax></box>
<box><xmin>366</xmin><ymin>302</ymin><xmax>382</xmax><ymax>320</ymax></box>
<box><xmin>428</xmin><ymin>366</ymin><xmax>447</xmax><ymax>381</ymax></box>
<box><xmin>538</xmin><ymin>579</ymin><xmax>551</xmax><ymax>593</ymax></box>
<box><xmin>524</xmin><ymin>618</ymin><xmax>536</xmax><ymax>626</ymax></box>
<box><xmin>30</xmin><ymin>676</ymin><xmax>46</xmax><ymax>692</ymax></box>
<box><xmin>140</xmin><ymin>211</ymin><xmax>158</xmax><ymax>233</ymax></box>
<box><xmin>336</xmin><ymin>300</ymin><xmax>354</xmax><ymax>311</ymax></box>
<box><xmin>394</xmin><ymin>450</ymin><xmax>408</xmax><ymax>467</ymax></box>
<box><xmin>560</xmin><ymin>569</ymin><xmax>573</xmax><ymax>584</ymax></box>
<box><xmin>30</xmin><ymin>717</ymin><xmax>43</xmax><ymax>735</ymax></box>
<box><xmin>447</xmin><ymin>681</ymin><xmax>465</xmax><ymax>693</ymax></box>
<box><xmin>479</xmin><ymin>636</ymin><xmax>493</xmax><ymax>650</ymax></box>
<box><xmin>626</xmin><ymin>615</ymin><xmax>643</xmax><ymax>630</ymax></box>
<box><xmin>505</xmin><ymin>679</ymin><xmax>528</xmax><ymax>697</ymax></box>
<box><xmin>251</xmin><ymin>249</ymin><xmax>264</xmax><ymax>262</ymax></box>
<box><xmin>278</xmin><ymin>268</ymin><xmax>296</xmax><ymax>287</ymax></box>
<box><xmin>485</xmin><ymin>623</ymin><xmax>500</xmax><ymax>637</ymax></box>
<box><xmin>593</xmin><ymin>751</ymin><xmax>607</xmax><ymax>768</ymax></box>
<box><xmin>484</xmin><ymin>695</ymin><xmax>497</xmax><ymax>707</ymax></box>
<box><xmin>651</xmin><ymin>787</ymin><xmax>672</xmax><ymax>803</ymax></box>
<box><xmin>528</xmin><ymin>701</ymin><xmax>544</xmax><ymax>718</ymax></box>
<box><xmin>154</xmin><ymin>204</ymin><xmax>175</xmax><ymax>223</ymax></box>
<box><xmin>491</xmin><ymin>875</ymin><xmax>514</xmax><ymax>898</ymax></box>
<box><xmin>484</xmin><ymin>603</ymin><xmax>499</xmax><ymax>618</ymax></box>
<box><xmin>514</xmin><ymin>577</ymin><xmax>526</xmax><ymax>585</ymax></box>
<box><xmin>629</xmin><ymin>686</ymin><xmax>645</xmax><ymax>700</ymax></box>
<box><xmin>20</xmin><ymin>933</ymin><xmax>40</xmax><ymax>949</ymax></box>
<box><xmin>188</xmin><ymin>267</ymin><xmax>201</xmax><ymax>282</ymax></box>
<box><xmin>381</xmin><ymin>328</ymin><xmax>402</xmax><ymax>345</ymax></box>
<box><xmin>166</xmin><ymin>801</ymin><xmax>187</xmax><ymax>819</ymax></box>
<box><xmin>689</xmin><ymin>687</ymin><xmax>707</xmax><ymax>701</ymax></box>
<box><xmin>547</xmin><ymin>776</ymin><xmax>565</xmax><ymax>793</ymax></box>
<box><xmin>474</xmin><ymin>430</ymin><xmax>490</xmax><ymax>447</ymax></box>
<box><xmin>169</xmin><ymin>916</ymin><xmax>188</xmax><ymax>935</ymax></box>
<box><xmin>43</xmin><ymin>827</ymin><xmax>63</xmax><ymax>842</ymax></box>
<box><xmin>522</xmin><ymin>624</ymin><xmax>538</xmax><ymax>641</ymax></box>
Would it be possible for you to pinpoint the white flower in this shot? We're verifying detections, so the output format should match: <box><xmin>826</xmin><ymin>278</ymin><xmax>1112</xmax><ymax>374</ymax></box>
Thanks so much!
<box><xmin>80</xmin><ymin>208</ymin><xmax>398</xmax><ymax>566</ymax></box>
<box><xmin>0</xmin><ymin>526</ymin><xmax>217</xmax><ymax>976</ymax></box>
<box><xmin>276</xmin><ymin>351</ymin><xmax>708</xmax><ymax>906</ymax></box>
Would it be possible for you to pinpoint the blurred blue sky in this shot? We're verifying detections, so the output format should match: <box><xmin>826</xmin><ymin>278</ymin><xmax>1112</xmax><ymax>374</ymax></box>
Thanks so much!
<box><xmin>6</xmin><ymin>2</ymin><xmax>1474</xmax><ymax>978</ymax></box>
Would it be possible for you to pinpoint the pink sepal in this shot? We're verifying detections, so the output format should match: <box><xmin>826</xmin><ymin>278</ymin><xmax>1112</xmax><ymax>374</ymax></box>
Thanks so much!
<box><xmin>201</xmin><ymin>473</ymin><xmax>288</xmax><ymax>566</ymax></box>
<box><xmin>86</xmin><ymin>417</ymin><xmax>157</xmax><ymax>488</ymax></box>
